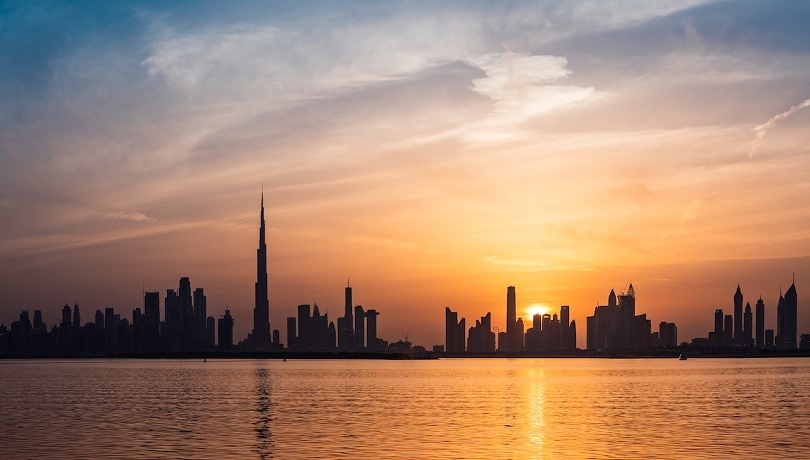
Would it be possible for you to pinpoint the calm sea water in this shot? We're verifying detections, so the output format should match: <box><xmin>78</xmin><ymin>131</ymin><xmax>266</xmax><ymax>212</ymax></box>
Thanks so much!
<box><xmin>2</xmin><ymin>357</ymin><xmax>810</xmax><ymax>459</ymax></box>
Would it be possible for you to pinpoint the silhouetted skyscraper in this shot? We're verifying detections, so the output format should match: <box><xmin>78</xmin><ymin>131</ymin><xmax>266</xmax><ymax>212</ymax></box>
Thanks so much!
<box><xmin>340</xmin><ymin>281</ymin><xmax>354</xmax><ymax>350</ymax></box>
<box><xmin>777</xmin><ymin>280</ymin><xmax>798</xmax><ymax>349</ymax></box>
<box><xmin>252</xmin><ymin>192</ymin><xmax>271</xmax><ymax>347</ymax></box>
<box><xmin>734</xmin><ymin>285</ymin><xmax>743</xmax><ymax>346</ymax></box>
<box><xmin>743</xmin><ymin>302</ymin><xmax>753</xmax><ymax>347</ymax></box>
<box><xmin>194</xmin><ymin>287</ymin><xmax>206</xmax><ymax>348</ymax></box>
<box><xmin>218</xmin><ymin>309</ymin><xmax>234</xmax><ymax>350</ymax></box>
<box><xmin>354</xmin><ymin>305</ymin><xmax>365</xmax><ymax>350</ymax></box>
<box><xmin>714</xmin><ymin>309</ymin><xmax>724</xmax><ymax>347</ymax></box>
<box><xmin>445</xmin><ymin>307</ymin><xmax>465</xmax><ymax>353</ymax></box>
<box><xmin>366</xmin><ymin>309</ymin><xmax>379</xmax><ymax>351</ymax></box>
<box><xmin>506</xmin><ymin>286</ymin><xmax>518</xmax><ymax>352</ymax></box>
<box><xmin>756</xmin><ymin>297</ymin><xmax>765</xmax><ymax>349</ymax></box>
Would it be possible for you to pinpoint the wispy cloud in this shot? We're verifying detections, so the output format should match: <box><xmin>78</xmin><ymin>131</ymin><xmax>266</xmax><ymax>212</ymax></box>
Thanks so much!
<box><xmin>461</xmin><ymin>52</ymin><xmax>597</xmax><ymax>143</ymax></box>
<box><xmin>749</xmin><ymin>98</ymin><xmax>810</xmax><ymax>158</ymax></box>
<box><xmin>103</xmin><ymin>211</ymin><xmax>155</xmax><ymax>222</ymax></box>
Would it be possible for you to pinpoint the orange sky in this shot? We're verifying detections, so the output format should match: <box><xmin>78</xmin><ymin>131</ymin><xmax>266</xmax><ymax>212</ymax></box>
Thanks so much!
<box><xmin>1</xmin><ymin>1</ymin><xmax>809</xmax><ymax>348</ymax></box>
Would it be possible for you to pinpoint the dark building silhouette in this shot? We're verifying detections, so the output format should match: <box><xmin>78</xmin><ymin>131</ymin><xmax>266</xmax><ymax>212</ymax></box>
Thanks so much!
<box><xmin>713</xmin><ymin>309</ymin><xmax>724</xmax><ymax>348</ymax></box>
<box><xmin>218</xmin><ymin>309</ymin><xmax>234</xmax><ymax>350</ymax></box>
<box><xmin>445</xmin><ymin>307</ymin><xmax>465</xmax><ymax>352</ymax></box>
<box><xmin>743</xmin><ymin>302</ymin><xmax>753</xmax><ymax>347</ymax></box>
<box><xmin>756</xmin><ymin>297</ymin><xmax>765</xmax><ymax>349</ymax></box>
<box><xmin>586</xmin><ymin>284</ymin><xmax>664</xmax><ymax>351</ymax></box>
<box><xmin>776</xmin><ymin>280</ymin><xmax>798</xmax><ymax>349</ymax></box>
<box><xmin>467</xmin><ymin>312</ymin><xmax>495</xmax><ymax>352</ymax></box>
<box><xmin>366</xmin><ymin>309</ymin><xmax>379</xmax><ymax>350</ymax></box>
<box><xmin>354</xmin><ymin>305</ymin><xmax>365</xmax><ymax>350</ymax></box>
<box><xmin>194</xmin><ymin>287</ymin><xmax>206</xmax><ymax>349</ymax></box>
<box><xmin>723</xmin><ymin>314</ymin><xmax>733</xmax><ymax>348</ymax></box>
<box><xmin>734</xmin><ymin>285</ymin><xmax>743</xmax><ymax>346</ymax></box>
<box><xmin>659</xmin><ymin>322</ymin><xmax>677</xmax><ymax>347</ymax></box>
<box><xmin>340</xmin><ymin>282</ymin><xmax>354</xmax><ymax>350</ymax></box>
<box><xmin>505</xmin><ymin>286</ymin><xmax>520</xmax><ymax>351</ymax></box>
<box><xmin>252</xmin><ymin>192</ymin><xmax>271</xmax><ymax>347</ymax></box>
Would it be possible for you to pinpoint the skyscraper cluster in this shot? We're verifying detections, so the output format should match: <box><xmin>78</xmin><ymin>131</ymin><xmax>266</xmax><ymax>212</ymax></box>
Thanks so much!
<box><xmin>445</xmin><ymin>286</ymin><xmax>576</xmax><ymax>353</ymax></box>
<box><xmin>0</xmin><ymin>276</ymin><xmax>235</xmax><ymax>356</ymax></box>
<box><xmin>286</xmin><ymin>283</ymin><xmax>385</xmax><ymax>351</ymax></box>
<box><xmin>586</xmin><ymin>284</ymin><xmax>662</xmax><ymax>351</ymax></box>
<box><xmin>698</xmin><ymin>281</ymin><xmax>798</xmax><ymax>350</ymax></box>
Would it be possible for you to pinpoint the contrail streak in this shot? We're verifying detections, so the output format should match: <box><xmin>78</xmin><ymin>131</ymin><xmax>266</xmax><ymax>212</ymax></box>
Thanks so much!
<box><xmin>749</xmin><ymin>98</ymin><xmax>810</xmax><ymax>158</ymax></box>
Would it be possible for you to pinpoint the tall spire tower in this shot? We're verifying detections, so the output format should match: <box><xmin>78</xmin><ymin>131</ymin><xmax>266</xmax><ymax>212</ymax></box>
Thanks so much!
<box><xmin>252</xmin><ymin>190</ymin><xmax>271</xmax><ymax>346</ymax></box>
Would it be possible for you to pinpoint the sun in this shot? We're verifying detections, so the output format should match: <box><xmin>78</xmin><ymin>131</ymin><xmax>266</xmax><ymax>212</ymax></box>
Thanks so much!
<box><xmin>524</xmin><ymin>304</ymin><xmax>548</xmax><ymax>320</ymax></box>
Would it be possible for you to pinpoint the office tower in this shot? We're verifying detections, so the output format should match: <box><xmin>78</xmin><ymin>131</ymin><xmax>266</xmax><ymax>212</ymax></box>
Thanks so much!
<box><xmin>72</xmin><ymin>303</ymin><xmax>80</xmax><ymax>329</ymax></box>
<box><xmin>252</xmin><ymin>192</ymin><xmax>271</xmax><ymax>347</ymax></box>
<box><xmin>714</xmin><ymin>309</ymin><xmax>724</xmax><ymax>347</ymax></box>
<box><xmin>327</xmin><ymin>322</ymin><xmax>337</xmax><ymax>349</ymax></box>
<box><xmin>309</xmin><ymin>304</ymin><xmax>328</xmax><ymax>350</ymax></box>
<box><xmin>366</xmin><ymin>309</ymin><xmax>379</xmax><ymax>351</ymax></box>
<box><xmin>516</xmin><ymin>318</ymin><xmax>525</xmax><ymax>351</ymax></box>
<box><xmin>756</xmin><ymin>297</ymin><xmax>765</xmax><ymax>349</ymax></box>
<box><xmin>218</xmin><ymin>309</ymin><xmax>234</xmax><ymax>350</ymax></box>
<box><xmin>104</xmin><ymin>307</ymin><xmax>117</xmax><ymax>352</ymax></box>
<box><xmin>33</xmin><ymin>310</ymin><xmax>44</xmax><ymax>331</ymax></box>
<box><xmin>95</xmin><ymin>310</ymin><xmax>104</xmax><ymax>334</ymax></box>
<box><xmin>570</xmin><ymin>320</ymin><xmax>577</xmax><ymax>349</ymax></box>
<box><xmin>354</xmin><ymin>306</ymin><xmax>365</xmax><ymax>350</ymax></box>
<box><xmin>338</xmin><ymin>282</ymin><xmax>354</xmax><ymax>350</ymax></box>
<box><xmin>206</xmin><ymin>316</ymin><xmax>215</xmax><ymax>350</ymax></box>
<box><xmin>194</xmin><ymin>287</ymin><xmax>206</xmax><ymax>349</ymax></box>
<box><xmin>62</xmin><ymin>304</ymin><xmax>72</xmax><ymax>327</ymax></box>
<box><xmin>734</xmin><ymin>285</ymin><xmax>743</xmax><ymax>346</ymax></box>
<box><xmin>560</xmin><ymin>305</ymin><xmax>572</xmax><ymax>349</ymax></box>
<box><xmin>659</xmin><ymin>322</ymin><xmax>677</xmax><ymax>348</ymax></box>
<box><xmin>506</xmin><ymin>286</ymin><xmax>516</xmax><ymax>352</ymax></box>
<box><xmin>297</xmin><ymin>304</ymin><xmax>311</xmax><ymax>349</ymax></box>
<box><xmin>144</xmin><ymin>292</ymin><xmax>160</xmax><ymax>323</ymax></box>
<box><xmin>468</xmin><ymin>312</ymin><xmax>495</xmax><ymax>352</ymax></box>
<box><xmin>165</xmin><ymin>289</ymin><xmax>179</xmax><ymax>350</ymax></box>
<box><xmin>777</xmin><ymin>280</ymin><xmax>798</xmax><ymax>349</ymax></box>
<box><xmin>723</xmin><ymin>315</ymin><xmax>733</xmax><ymax>348</ymax></box>
<box><xmin>618</xmin><ymin>285</ymin><xmax>636</xmax><ymax>349</ymax></box>
<box><xmin>445</xmin><ymin>307</ymin><xmax>465</xmax><ymax>353</ymax></box>
<box><xmin>286</xmin><ymin>317</ymin><xmax>297</xmax><ymax>350</ymax></box>
<box><xmin>179</xmin><ymin>277</ymin><xmax>193</xmax><ymax>349</ymax></box>
<box><xmin>743</xmin><ymin>302</ymin><xmax>753</xmax><ymax>347</ymax></box>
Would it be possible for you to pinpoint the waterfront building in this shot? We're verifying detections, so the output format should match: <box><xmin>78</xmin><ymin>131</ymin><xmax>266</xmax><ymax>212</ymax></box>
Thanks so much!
<box><xmin>445</xmin><ymin>307</ymin><xmax>465</xmax><ymax>353</ymax></box>
<box><xmin>734</xmin><ymin>285</ymin><xmax>743</xmax><ymax>346</ymax></box>
<box><xmin>756</xmin><ymin>297</ymin><xmax>765</xmax><ymax>349</ymax></box>
<box><xmin>743</xmin><ymin>302</ymin><xmax>753</xmax><ymax>347</ymax></box>
<box><xmin>252</xmin><ymin>192</ymin><xmax>271</xmax><ymax>347</ymax></box>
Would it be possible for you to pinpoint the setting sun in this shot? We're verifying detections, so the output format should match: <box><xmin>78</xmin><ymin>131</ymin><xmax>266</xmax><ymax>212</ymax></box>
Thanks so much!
<box><xmin>525</xmin><ymin>304</ymin><xmax>549</xmax><ymax>320</ymax></box>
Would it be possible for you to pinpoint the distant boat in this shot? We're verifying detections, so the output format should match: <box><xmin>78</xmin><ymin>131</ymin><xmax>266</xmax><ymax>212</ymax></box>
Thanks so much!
<box><xmin>678</xmin><ymin>353</ymin><xmax>687</xmax><ymax>361</ymax></box>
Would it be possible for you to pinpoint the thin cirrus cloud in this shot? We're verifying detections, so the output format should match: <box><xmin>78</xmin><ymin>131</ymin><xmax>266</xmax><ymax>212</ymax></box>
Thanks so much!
<box><xmin>749</xmin><ymin>98</ymin><xmax>810</xmax><ymax>158</ymax></box>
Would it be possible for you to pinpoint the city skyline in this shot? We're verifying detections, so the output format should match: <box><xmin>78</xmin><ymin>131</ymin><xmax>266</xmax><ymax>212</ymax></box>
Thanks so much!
<box><xmin>2</xmin><ymin>1</ymin><xmax>810</xmax><ymax>348</ymax></box>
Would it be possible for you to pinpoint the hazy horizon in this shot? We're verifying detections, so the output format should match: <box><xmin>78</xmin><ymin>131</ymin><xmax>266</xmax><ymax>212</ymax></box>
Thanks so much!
<box><xmin>2</xmin><ymin>0</ymin><xmax>809</xmax><ymax>348</ymax></box>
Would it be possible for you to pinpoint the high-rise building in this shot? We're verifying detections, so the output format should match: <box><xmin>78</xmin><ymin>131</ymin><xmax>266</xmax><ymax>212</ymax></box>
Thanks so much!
<box><xmin>723</xmin><ymin>314</ymin><xmax>733</xmax><ymax>348</ymax></box>
<box><xmin>445</xmin><ymin>307</ymin><xmax>465</xmax><ymax>353</ymax></box>
<box><xmin>743</xmin><ymin>302</ymin><xmax>753</xmax><ymax>347</ymax></box>
<box><xmin>756</xmin><ymin>297</ymin><xmax>765</xmax><ymax>349</ymax></box>
<box><xmin>194</xmin><ymin>287</ymin><xmax>206</xmax><ymax>348</ymax></box>
<box><xmin>714</xmin><ymin>309</ymin><xmax>724</xmax><ymax>347</ymax></box>
<box><xmin>252</xmin><ymin>192</ymin><xmax>271</xmax><ymax>347</ymax></box>
<box><xmin>354</xmin><ymin>305</ymin><xmax>365</xmax><ymax>350</ymax></box>
<box><xmin>366</xmin><ymin>309</ymin><xmax>379</xmax><ymax>351</ymax></box>
<box><xmin>339</xmin><ymin>281</ymin><xmax>354</xmax><ymax>350</ymax></box>
<box><xmin>734</xmin><ymin>285</ymin><xmax>743</xmax><ymax>346</ymax></box>
<box><xmin>777</xmin><ymin>280</ymin><xmax>798</xmax><ymax>349</ymax></box>
<box><xmin>506</xmin><ymin>286</ymin><xmax>517</xmax><ymax>352</ymax></box>
<box><xmin>659</xmin><ymin>322</ymin><xmax>677</xmax><ymax>348</ymax></box>
<box><xmin>218</xmin><ymin>309</ymin><xmax>234</xmax><ymax>350</ymax></box>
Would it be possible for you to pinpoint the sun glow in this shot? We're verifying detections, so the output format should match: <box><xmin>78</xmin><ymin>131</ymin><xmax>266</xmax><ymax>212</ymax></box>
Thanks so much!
<box><xmin>525</xmin><ymin>304</ymin><xmax>549</xmax><ymax>319</ymax></box>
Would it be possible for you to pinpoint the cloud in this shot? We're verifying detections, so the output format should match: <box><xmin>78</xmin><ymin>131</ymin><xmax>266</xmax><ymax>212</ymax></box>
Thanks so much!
<box><xmin>103</xmin><ymin>211</ymin><xmax>155</xmax><ymax>222</ymax></box>
<box><xmin>749</xmin><ymin>98</ymin><xmax>810</xmax><ymax>158</ymax></box>
<box><xmin>460</xmin><ymin>52</ymin><xmax>597</xmax><ymax>143</ymax></box>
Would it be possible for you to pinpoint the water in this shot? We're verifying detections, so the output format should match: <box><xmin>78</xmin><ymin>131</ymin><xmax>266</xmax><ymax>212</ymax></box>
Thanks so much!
<box><xmin>2</xmin><ymin>358</ymin><xmax>810</xmax><ymax>459</ymax></box>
